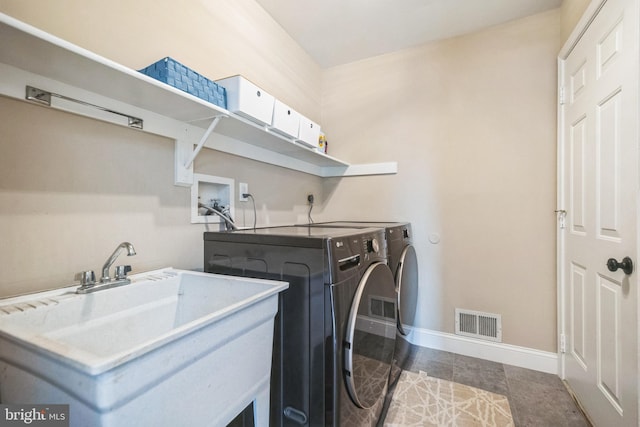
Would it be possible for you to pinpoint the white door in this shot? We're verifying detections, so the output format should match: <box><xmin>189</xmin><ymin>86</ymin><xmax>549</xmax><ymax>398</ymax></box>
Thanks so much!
<box><xmin>559</xmin><ymin>0</ymin><xmax>639</xmax><ymax>425</ymax></box>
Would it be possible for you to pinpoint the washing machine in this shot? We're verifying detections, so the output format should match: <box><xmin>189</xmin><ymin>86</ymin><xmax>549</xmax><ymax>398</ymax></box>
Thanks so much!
<box><xmin>300</xmin><ymin>222</ymin><xmax>418</xmax><ymax>390</ymax></box>
<box><xmin>203</xmin><ymin>226</ymin><xmax>397</xmax><ymax>427</ymax></box>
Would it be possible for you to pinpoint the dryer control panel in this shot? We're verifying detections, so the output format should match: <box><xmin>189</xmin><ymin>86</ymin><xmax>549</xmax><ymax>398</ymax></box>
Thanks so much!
<box><xmin>365</xmin><ymin>237</ymin><xmax>380</xmax><ymax>254</ymax></box>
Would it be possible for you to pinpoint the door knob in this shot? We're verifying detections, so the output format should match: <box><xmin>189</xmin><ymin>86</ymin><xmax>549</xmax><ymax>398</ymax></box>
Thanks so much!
<box><xmin>606</xmin><ymin>257</ymin><xmax>633</xmax><ymax>275</ymax></box>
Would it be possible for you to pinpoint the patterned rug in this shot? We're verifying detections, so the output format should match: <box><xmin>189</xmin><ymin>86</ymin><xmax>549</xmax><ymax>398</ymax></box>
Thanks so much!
<box><xmin>384</xmin><ymin>370</ymin><xmax>514</xmax><ymax>427</ymax></box>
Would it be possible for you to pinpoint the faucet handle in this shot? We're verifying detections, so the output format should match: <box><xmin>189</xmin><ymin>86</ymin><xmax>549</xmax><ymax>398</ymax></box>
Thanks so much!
<box><xmin>76</xmin><ymin>270</ymin><xmax>96</xmax><ymax>287</ymax></box>
<box><xmin>115</xmin><ymin>265</ymin><xmax>132</xmax><ymax>280</ymax></box>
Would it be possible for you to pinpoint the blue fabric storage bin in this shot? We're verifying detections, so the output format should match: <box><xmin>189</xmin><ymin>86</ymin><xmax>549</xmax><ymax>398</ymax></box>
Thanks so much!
<box><xmin>138</xmin><ymin>57</ymin><xmax>226</xmax><ymax>109</ymax></box>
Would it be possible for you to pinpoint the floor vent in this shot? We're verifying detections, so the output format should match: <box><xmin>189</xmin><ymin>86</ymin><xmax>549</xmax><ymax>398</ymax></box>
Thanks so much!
<box><xmin>455</xmin><ymin>309</ymin><xmax>502</xmax><ymax>342</ymax></box>
<box><xmin>369</xmin><ymin>296</ymin><xmax>396</xmax><ymax>321</ymax></box>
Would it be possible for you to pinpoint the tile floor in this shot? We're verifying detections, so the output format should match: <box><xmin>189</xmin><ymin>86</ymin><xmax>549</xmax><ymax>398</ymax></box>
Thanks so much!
<box><xmin>388</xmin><ymin>345</ymin><xmax>591</xmax><ymax>427</ymax></box>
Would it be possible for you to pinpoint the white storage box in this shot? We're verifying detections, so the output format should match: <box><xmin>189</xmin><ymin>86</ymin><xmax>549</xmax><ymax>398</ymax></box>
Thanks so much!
<box><xmin>270</xmin><ymin>99</ymin><xmax>301</xmax><ymax>138</ymax></box>
<box><xmin>215</xmin><ymin>75</ymin><xmax>275</xmax><ymax>126</ymax></box>
<box><xmin>297</xmin><ymin>116</ymin><xmax>321</xmax><ymax>148</ymax></box>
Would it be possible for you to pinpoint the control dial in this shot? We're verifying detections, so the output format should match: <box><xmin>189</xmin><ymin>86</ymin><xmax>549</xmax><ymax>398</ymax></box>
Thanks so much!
<box><xmin>366</xmin><ymin>238</ymin><xmax>380</xmax><ymax>253</ymax></box>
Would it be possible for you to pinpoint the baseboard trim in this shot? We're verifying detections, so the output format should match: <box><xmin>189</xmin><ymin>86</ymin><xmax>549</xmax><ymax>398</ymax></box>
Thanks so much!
<box><xmin>406</xmin><ymin>326</ymin><xmax>558</xmax><ymax>375</ymax></box>
<box><xmin>356</xmin><ymin>314</ymin><xmax>396</xmax><ymax>339</ymax></box>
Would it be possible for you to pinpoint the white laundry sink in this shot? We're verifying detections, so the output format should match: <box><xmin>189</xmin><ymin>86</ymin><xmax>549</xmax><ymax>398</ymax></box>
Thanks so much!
<box><xmin>0</xmin><ymin>268</ymin><xmax>288</xmax><ymax>427</ymax></box>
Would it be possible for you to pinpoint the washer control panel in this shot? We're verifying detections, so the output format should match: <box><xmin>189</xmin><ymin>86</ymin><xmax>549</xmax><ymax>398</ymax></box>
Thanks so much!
<box><xmin>330</xmin><ymin>229</ymin><xmax>387</xmax><ymax>280</ymax></box>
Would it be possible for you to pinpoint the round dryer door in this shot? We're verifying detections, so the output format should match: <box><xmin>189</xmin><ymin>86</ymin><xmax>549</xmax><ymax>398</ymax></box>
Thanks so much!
<box><xmin>344</xmin><ymin>262</ymin><xmax>397</xmax><ymax>409</ymax></box>
<box><xmin>396</xmin><ymin>245</ymin><xmax>418</xmax><ymax>335</ymax></box>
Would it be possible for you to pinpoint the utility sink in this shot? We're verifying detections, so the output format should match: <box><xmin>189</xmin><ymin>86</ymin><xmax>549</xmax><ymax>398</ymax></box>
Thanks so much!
<box><xmin>0</xmin><ymin>268</ymin><xmax>288</xmax><ymax>427</ymax></box>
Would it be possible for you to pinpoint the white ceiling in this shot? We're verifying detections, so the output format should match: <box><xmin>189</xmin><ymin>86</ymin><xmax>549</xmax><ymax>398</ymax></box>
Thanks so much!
<box><xmin>254</xmin><ymin>0</ymin><xmax>563</xmax><ymax>68</ymax></box>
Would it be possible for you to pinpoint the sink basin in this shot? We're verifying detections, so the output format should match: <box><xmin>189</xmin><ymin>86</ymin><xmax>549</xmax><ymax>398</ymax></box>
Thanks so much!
<box><xmin>0</xmin><ymin>268</ymin><xmax>288</xmax><ymax>427</ymax></box>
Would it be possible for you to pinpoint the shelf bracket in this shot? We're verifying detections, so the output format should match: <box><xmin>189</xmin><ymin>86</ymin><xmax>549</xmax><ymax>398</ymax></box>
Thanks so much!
<box><xmin>184</xmin><ymin>115</ymin><xmax>225</xmax><ymax>168</ymax></box>
<box><xmin>174</xmin><ymin>115</ymin><xmax>226</xmax><ymax>187</ymax></box>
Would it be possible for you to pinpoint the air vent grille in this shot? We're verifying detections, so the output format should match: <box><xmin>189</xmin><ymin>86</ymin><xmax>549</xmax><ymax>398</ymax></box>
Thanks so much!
<box><xmin>369</xmin><ymin>296</ymin><xmax>396</xmax><ymax>321</ymax></box>
<box><xmin>455</xmin><ymin>309</ymin><xmax>502</xmax><ymax>342</ymax></box>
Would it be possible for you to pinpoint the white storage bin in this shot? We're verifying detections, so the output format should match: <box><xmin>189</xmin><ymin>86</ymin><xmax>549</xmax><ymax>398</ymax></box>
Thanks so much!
<box><xmin>270</xmin><ymin>99</ymin><xmax>301</xmax><ymax>138</ymax></box>
<box><xmin>297</xmin><ymin>116</ymin><xmax>321</xmax><ymax>148</ymax></box>
<box><xmin>215</xmin><ymin>75</ymin><xmax>275</xmax><ymax>126</ymax></box>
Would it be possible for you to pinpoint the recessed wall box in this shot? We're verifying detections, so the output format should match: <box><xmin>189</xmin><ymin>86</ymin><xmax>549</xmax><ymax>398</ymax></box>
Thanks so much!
<box><xmin>191</xmin><ymin>174</ymin><xmax>235</xmax><ymax>225</ymax></box>
<box><xmin>270</xmin><ymin>99</ymin><xmax>301</xmax><ymax>139</ymax></box>
<box><xmin>215</xmin><ymin>75</ymin><xmax>275</xmax><ymax>126</ymax></box>
<box><xmin>297</xmin><ymin>116</ymin><xmax>321</xmax><ymax>149</ymax></box>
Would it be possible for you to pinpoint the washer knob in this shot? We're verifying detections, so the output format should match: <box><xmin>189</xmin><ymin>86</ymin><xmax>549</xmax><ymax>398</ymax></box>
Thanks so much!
<box><xmin>367</xmin><ymin>238</ymin><xmax>380</xmax><ymax>253</ymax></box>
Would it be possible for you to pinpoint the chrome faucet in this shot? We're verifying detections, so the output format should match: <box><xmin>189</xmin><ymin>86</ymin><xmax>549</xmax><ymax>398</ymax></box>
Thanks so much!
<box><xmin>77</xmin><ymin>242</ymin><xmax>136</xmax><ymax>294</ymax></box>
<box><xmin>101</xmin><ymin>241</ymin><xmax>136</xmax><ymax>283</ymax></box>
<box><xmin>198</xmin><ymin>202</ymin><xmax>237</xmax><ymax>230</ymax></box>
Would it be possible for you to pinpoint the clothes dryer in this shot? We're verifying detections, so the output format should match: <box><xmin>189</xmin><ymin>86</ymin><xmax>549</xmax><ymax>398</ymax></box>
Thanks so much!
<box><xmin>204</xmin><ymin>226</ymin><xmax>397</xmax><ymax>427</ymax></box>
<box><xmin>301</xmin><ymin>222</ymin><xmax>418</xmax><ymax>393</ymax></box>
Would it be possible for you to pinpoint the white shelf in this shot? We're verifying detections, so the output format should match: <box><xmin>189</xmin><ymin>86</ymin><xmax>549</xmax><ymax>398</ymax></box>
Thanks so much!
<box><xmin>0</xmin><ymin>13</ymin><xmax>397</xmax><ymax>180</ymax></box>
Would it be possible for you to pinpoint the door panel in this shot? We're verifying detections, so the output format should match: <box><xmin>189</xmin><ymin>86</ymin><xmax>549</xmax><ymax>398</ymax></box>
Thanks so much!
<box><xmin>597</xmin><ymin>274</ymin><xmax>622</xmax><ymax>411</ymax></box>
<box><xmin>570</xmin><ymin>117</ymin><xmax>587</xmax><ymax>234</ymax></box>
<box><xmin>596</xmin><ymin>89</ymin><xmax>622</xmax><ymax>241</ymax></box>
<box><xmin>560</xmin><ymin>0</ymin><xmax>638</xmax><ymax>425</ymax></box>
<box><xmin>570</xmin><ymin>262</ymin><xmax>587</xmax><ymax>368</ymax></box>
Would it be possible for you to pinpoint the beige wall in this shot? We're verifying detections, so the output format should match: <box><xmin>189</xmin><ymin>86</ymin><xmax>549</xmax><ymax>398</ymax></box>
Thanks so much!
<box><xmin>321</xmin><ymin>9</ymin><xmax>562</xmax><ymax>351</ymax></box>
<box><xmin>560</xmin><ymin>0</ymin><xmax>592</xmax><ymax>44</ymax></box>
<box><xmin>1</xmin><ymin>0</ymin><xmax>565</xmax><ymax>353</ymax></box>
<box><xmin>0</xmin><ymin>96</ymin><xmax>323</xmax><ymax>297</ymax></box>
<box><xmin>0</xmin><ymin>0</ymin><xmax>322</xmax><ymax>120</ymax></box>
<box><xmin>0</xmin><ymin>0</ymin><xmax>324</xmax><ymax>297</ymax></box>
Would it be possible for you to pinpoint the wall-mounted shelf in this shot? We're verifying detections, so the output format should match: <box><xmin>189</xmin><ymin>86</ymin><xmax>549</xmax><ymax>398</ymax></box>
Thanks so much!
<box><xmin>0</xmin><ymin>13</ymin><xmax>397</xmax><ymax>184</ymax></box>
